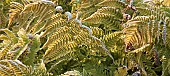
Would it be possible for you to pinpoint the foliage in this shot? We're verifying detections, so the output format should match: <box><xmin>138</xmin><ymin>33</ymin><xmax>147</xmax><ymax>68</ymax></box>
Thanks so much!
<box><xmin>0</xmin><ymin>0</ymin><xmax>170</xmax><ymax>76</ymax></box>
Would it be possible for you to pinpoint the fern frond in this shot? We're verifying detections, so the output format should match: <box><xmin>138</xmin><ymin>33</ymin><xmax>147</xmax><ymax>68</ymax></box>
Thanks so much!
<box><xmin>30</xmin><ymin>10</ymin><xmax>55</xmax><ymax>34</ymax></box>
<box><xmin>0</xmin><ymin>29</ymin><xmax>18</xmax><ymax>44</ymax></box>
<box><xmin>74</xmin><ymin>32</ymin><xmax>89</xmax><ymax>44</ymax></box>
<box><xmin>42</xmin><ymin>26</ymin><xmax>70</xmax><ymax>48</ymax></box>
<box><xmin>13</xmin><ymin>43</ymin><xmax>28</xmax><ymax>60</ymax></box>
<box><xmin>44</xmin><ymin>41</ymin><xmax>77</xmax><ymax>63</ymax></box>
<box><xmin>90</xmin><ymin>27</ymin><xmax>104</xmax><ymax>37</ymax></box>
<box><xmin>136</xmin><ymin>7</ymin><xmax>153</xmax><ymax>16</ymax></box>
<box><xmin>96</xmin><ymin>7</ymin><xmax>123</xmax><ymax>18</ymax></box>
<box><xmin>0</xmin><ymin>64</ymin><xmax>13</xmax><ymax>75</ymax></box>
<box><xmin>8</xmin><ymin>9</ymin><xmax>21</xmax><ymax>28</ymax></box>
<box><xmin>131</xmin><ymin>15</ymin><xmax>155</xmax><ymax>23</ymax></box>
<box><xmin>8</xmin><ymin>60</ymin><xmax>25</xmax><ymax>75</ymax></box>
<box><xmin>83</xmin><ymin>12</ymin><xmax>117</xmax><ymax>24</ymax></box>
<box><xmin>96</xmin><ymin>0</ymin><xmax>127</xmax><ymax>9</ymax></box>
<box><xmin>41</xmin><ymin>19</ymin><xmax>68</xmax><ymax>37</ymax></box>
<box><xmin>0</xmin><ymin>46</ymin><xmax>11</xmax><ymax>60</ymax></box>
<box><xmin>0</xmin><ymin>60</ymin><xmax>29</xmax><ymax>76</ymax></box>
<box><xmin>10</xmin><ymin>2</ymin><xmax>24</xmax><ymax>10</ymax></box>
<box><xmin>37</xmin><ymin>13</ymin><xmax>63</xmax><ymax>33</ymax></box>
<box><xmin>114</xmin><ymin>66</ymin><xmax>128</xmax><ymax>76</ymax></box>
<box><xmin>102</xmin><ymin>31</ymin><xmax>122</xmax><ymax>43</ymax></box>
<box><xmin>0</xmin><ymin>34</ymin><xmax>9</xmax><ymax>41</ymax></box>
<box><xmin>162</xmin><ymin>18</ymin><xmax>168</xmax><ymax>44</ymax></box>
<box><xmin>44</xmin><ymin>33</ymin><xmax>73</xmax><ymax>57</ymax></box>
<box><xmin>129</xmin><ymin>44</ymin><xmax>150</xmax><ymax>53</ymax></box>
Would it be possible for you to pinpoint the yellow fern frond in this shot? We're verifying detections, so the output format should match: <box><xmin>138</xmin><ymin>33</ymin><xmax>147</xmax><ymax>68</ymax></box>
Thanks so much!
<box><xmin>0</xmin><ymin>46</ymin><xmax>11</xmax><ymax>60</ymax></box>
<box><xmin>97</xmin><ymin>7</ymin><xmax>123</xmax><ymax>18</ymax></box>
<box><xmin>0</xmin><ymin>35</ymin><xmax>9</xmax><ymax>41</ymax></box>
<box><xmin>90</xmin><ymin>27</ymin><xmax>104</xmax><ymax>37</ymax></box>
<box><xmin>10</xmin><ymin>2</ymin><xmax>24</xmax><ymax>10</ymax></box>
<box><xmin>41</xmin><ymin>19</ymin><xmax>68</xmax><ymax>37</ymax></box>
<box><xmin>8</xmin><ymin>9</ymin><xmax>21</xmax><ymax>28</ymax></box>
<box><xmin>44</xmin><ymin>41</ymin><xmax>77</xmax><ymax>63</ymax></box>
<box><xmin>44</xmin><ymin>33</ymin><xmax>73</xmax><ymax>57</ymax></box>
<box><xmin>42</xmin><ymin>26</ymin><xmax>70</xmax><ymax>48</ymax></box>
<box><xmin>0</xmin><ymin>29</ymin><xmax>18</xmax><ymax>43</ymax></box>
<box><xmin>129</xmin><ymin>44</ymin><xmax>150</xmax><ymax>53</ymax></box>
<box><xmin>96</xmin><ymin>0</ymin><xmax>127</xmax><ymax>9</ymax></box>
<box><xmin>83</xmin><ymin>12</ymin><xmax>117</xmax><ymax>24</ymax></box>
<box><xmin>102</xmin><ymin>31</ymin><xmax>122</xmax><ymax>43</ymax></box>
<box><xmin>0</xmin><ymin>60</ymin><xmax>28</xmax><ymax>76</ymax></box>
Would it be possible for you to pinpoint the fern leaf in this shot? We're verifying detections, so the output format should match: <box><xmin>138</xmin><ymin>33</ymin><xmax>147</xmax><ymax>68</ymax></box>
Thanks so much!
<box><xmin>44</xmin><ymin>33</ymin><xmax>73</xmax><ymax>57</ymax></box>
<box><xmin>129</xmin><ymin>44</ymin><xmax>150</xmax><ymax>53</ymax></box>
<box><xmin>102</xmin><ymin>31</ymin><xmax>122</xmax><ymax>43</ymax></box>
<box><xmin>162</xmin><ymin>18</ymin><xmax>168</xmax><ymax>44</ymax></box>
<box><xmin>0</xmin><ymin>34</ymin><xmax>9</xmax><ymax>41</ymax></box>
<box><xmin>44</xmin><ymin>41</ymin><xmax>77</xmax><ymax>63</ymax></box>
<box><xmin>96</xmin><ymin>0</ymin><xmax>127</xmax><ymax>9</ymax></box>
<box><xmin>136</xmin><ymin>7</ymin><xmax>153</xmax><ymax>16</ymax></box>
<box><xmin>83</xmin><ymin>12</ymin><xmax>117</xmax><ymax>24</ymax></box>
<box><xmin>0</xmin><ymin>60</ymin><xmax>29</xmax><ymax>75</ymax></box>
<box><xmin>14</xmin><ymin>60</ymin><xmax>28</xmax><ymax>72</ymax></box>
<box><xmin>24</xmin><ymin>35</ymin><xmax>41</xmax><ymax>66</ymax></box>
<box><xmin>8</xmin><ymin>60</ymin><xmax>24</xmax><ymax>75</ymax></box>
<box><xmin>131</xmin><ymin>15</ymin><xmax>155</xmax><ymax>23</ymax></box>
<box><xmin>10</xmin><ymin>2</ymin><xmax>24</xmax><ymax>10</ymax></box>
<box><xmin>90</xmin><ymin>27</ymin><xmax>104</xmax><ymax>37</ymax></box>
<box><xmin>8</xmin><ymin>9</ymin><xmax>21</xmax><ymax>28</ymax></box>
<box><xmin>13</xmin><ymin>43</ymin><xmax>28</xmax><ymax>60</ymax></box>
<box><xmin>0</xmin><ymin>64</ymin><xmax>13</xmax><ymax>75</ymax></box>
<box><xmin>96</xmin><ymin>7</ymin><xmax>123</xmax><ymax>18</ymax></box>
<box><xmin>42</xmin><ymin>26</ymin><xmax>70</xmax><ymax>48</ymax></box>
<box><xmin>0</xmin><ymin>46</ymin><xmax>11</xmax><ymax>60</ymax></box>
<box><xmin>0</xmin><ymin>29</ymin><xmax>18</xmax><ymax>43</ymax></box>
<box><xmin>41</xmin><ymin>19</ymin><xmax>67</xmax><ymax>37</ymax></box>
